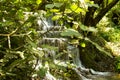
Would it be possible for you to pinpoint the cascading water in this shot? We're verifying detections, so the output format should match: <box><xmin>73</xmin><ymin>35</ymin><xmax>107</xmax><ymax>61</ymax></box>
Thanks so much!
<box><xmin>34</xmin><ymin>13</ymin><xmax>120</xmax><ymax>80</ymax></box>
<box><xmin>67</xmin><ymin>45</ymin><xmax>117</xmax><ymax>80</ymax></box>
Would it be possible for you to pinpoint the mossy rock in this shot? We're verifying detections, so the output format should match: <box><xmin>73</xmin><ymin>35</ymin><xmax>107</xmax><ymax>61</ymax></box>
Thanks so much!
<box><xmin>79</xmin><ymin>35</ymin><xmax>115</xmax><ymax>72</ymax></box>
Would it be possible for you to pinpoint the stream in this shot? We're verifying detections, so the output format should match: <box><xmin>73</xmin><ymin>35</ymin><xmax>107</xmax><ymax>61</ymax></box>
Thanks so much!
<box><xmin>40</xmin><ymin>44</ymin><xmax>120</xmax><ymax>80</ymax></box>
<box><xmin>67</xmin><ymin>45</ymin><xmax>120</xmax><ymax>80</ymax></box>
<box><xmin>36</xmin><ymin>14</ymin><xmax>120</xmax><ymax>80</ymax></box>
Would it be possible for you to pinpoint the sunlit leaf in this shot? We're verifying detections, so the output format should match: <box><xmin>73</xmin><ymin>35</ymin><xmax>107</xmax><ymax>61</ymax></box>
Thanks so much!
<box><xmin>71</xmin><ymin>39</ymin><xmax>79</xmax><ymax>44</ymax></box>
<box><xmin>80</xmin><ymin>42</ymin><xmax>86</xmax><ymax>47</ymax></box>
<box><xmin>46</xmin><ymin>4</ymin><xmax>54</xmax><ymax>9</ymax></box>
<box><xmin>61</xmin><ymin>28</ymin><xmax>82</xmax><ymax>38</ymax></box>
<box><xmin>85</xmin><ymin>0</ymin><xmax>90</xmax><ymax>2</ymax></box>
<box><xmin>52</xmin><ymin>14</ymin><xmax>62</xmax><ymax>21</ymax></box>
<box><xmin>72</xmin><ymin>21</ymin><xmax>79</xmax><ymax>29</ymax></box>
<box><xmin>108</xmin><ymin>0</ymin><xmax>113</xmax><ymax>4</ymax></box>
<box><xmin>72</xmin><ymin>24</ymin><xmax>78</xmax><ymax>30</ymax></box>
<box><xmin>14</xmin><ymin>0</ymin><xmax>19</xmax><ymax>3</ymax></box>
<box><xmin>36</xmin><ymin>0</ymin><xmax>42</xmax><ymax>5</ymax></box>
<box><xmin>65</xmin><ymin>9</ymin><xmax>72</xmax><ymax>13</ymax></box>
<box><xmin>50</xmin><ymin>9</ymin><xmax>60</xmax><ymax>12</ymax></box>
<box><xmin>70</xmin><ymin>4</ymin><xmax>83</xmax><ymax>13</ymax></box>
<box><xmin>0</xmin><ymin>59</ymin><xmax>3</xmax><ymax>62</ymax></box>
<box><xmin>88</xmin><ymin>27</ymin><xmax>98</xmax><ymax>32</ymax></box>
<box><xmin>70</xmin><ymin>4</ymin><xmax>78</xmax><ymax>10</ymax></box>
<box><xmin>75</xmin><ymin>8</ymin><xmax>83</xmax><ymax>13</ymax></box>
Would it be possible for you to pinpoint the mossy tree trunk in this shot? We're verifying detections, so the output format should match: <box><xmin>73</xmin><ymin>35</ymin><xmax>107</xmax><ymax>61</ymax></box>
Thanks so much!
<box><xmin>83</xmin><ymin>0</ymin><xmax>119</xmax><ymax>27</ymax></box>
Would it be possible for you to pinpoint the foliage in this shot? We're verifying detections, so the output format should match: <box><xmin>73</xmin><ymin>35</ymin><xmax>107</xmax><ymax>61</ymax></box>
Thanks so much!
<box><xmin>45</xmin><ymin>0</ymin><xmax>115</xmax><ymax>58</ymax></box>
<box><xmin>97</xmin><ymin>1</ymin><xmax>120</xmax><ymax>71</ymax></box>
<box><xmin>0</xmin><ymin>0</ymin><xmax>42</xmax><ymax>79</ymax></box>
<box><xmin>0</xmin><ymin>0</ymin><xmax>120</xmax><ymax>80</ymax></box>
<box><xmin>61</xmin><ymin>28</ymin><xmax>82</xmax><ymax>38</ymax></box>
<box><xmin>100</xmin><ymin>27</ymin><xmax>120</xmax><ymax>42</ymax></box>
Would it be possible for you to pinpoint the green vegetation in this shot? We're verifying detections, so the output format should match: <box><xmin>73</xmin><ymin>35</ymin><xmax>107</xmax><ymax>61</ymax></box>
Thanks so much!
<box><xmin>0</xmin><ymin>0</ymin><xmax>120</xmax><ymax>80</ymax></box>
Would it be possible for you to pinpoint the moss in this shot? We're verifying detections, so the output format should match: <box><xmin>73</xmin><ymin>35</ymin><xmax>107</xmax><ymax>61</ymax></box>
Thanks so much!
<box><xmin>79</xmin><ymin>35</ymin><xmax>115</xmax><ymax>71</ymax></box>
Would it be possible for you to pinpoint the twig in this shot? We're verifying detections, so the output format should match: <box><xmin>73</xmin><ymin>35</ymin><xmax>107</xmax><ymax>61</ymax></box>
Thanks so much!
<box><xmin>0</xmin><ymin>31</ymin><xmax>32</xmax><ymax>37</ymax></box>
<box><xmin>0</xmin><ymin>34</ymin><xmax>8</xmax><ymax>36</ymax></box>
<box><xmin>9</xmin><ymin>27</ymin><xmax>19</xmax><ymax>36</ymax></box>
<box><xmin>7</xmin><ymin>35</ymin><xmax>11</xmax><ymax>49</ymax></box>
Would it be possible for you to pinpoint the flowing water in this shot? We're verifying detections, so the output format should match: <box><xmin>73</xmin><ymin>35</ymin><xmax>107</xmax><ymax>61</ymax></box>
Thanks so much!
<box><xmin>36</xmin><ymin>15</ymin><xmax>120</xmax><ymax>80</ymax></box>
<box><xmin>66</xmin><ymin>45</ymin><xmax>120</xmax><ymax>80</ymax></box>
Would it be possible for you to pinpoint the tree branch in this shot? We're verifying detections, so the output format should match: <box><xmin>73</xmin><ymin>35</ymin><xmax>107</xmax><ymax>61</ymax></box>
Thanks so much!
<box><xmin>84</xmin><ymin>0</ymin><xmax>103</xmax><ymax>26</ymax></box>
<box><xmin>94</xmin><ymin>0</ymin><xmax>119</xmax><ymax>26</ymax></box>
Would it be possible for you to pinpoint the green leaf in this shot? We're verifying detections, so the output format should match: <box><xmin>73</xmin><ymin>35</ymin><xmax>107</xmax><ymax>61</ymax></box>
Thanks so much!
<box><xmin>70</xmin><ymin>4</ymin><xmax>83</xmax><ymax>13</ymax></box>
<box><xmin>80</xmin><ymin>24</ymin><xmax>97</xmax><ymax>32</ymax></box>
<box><xmin>50</xmin><ymin>9</ymin><xmax>60</xmax><ymax>12</ymax></box>
<box><xmin>85</xmin><ymin>37</ymin><xmax>113</xmax><ymax>58</ymax></box>
<box><xmin>65</xmin><ymin>9</ymin><xmax>72</xmax><ymax>13</ymax></box>
<box><xmin>80</xmin><ymin>42</ymin><xmax>86</xmax><ymax>47</ymax></box>
<box><xmin>46</xmin><ymin>4</ymin><xmax>54</xmax><ymax>9</ymax></box>
<box><xmin>17</xmin><ymin>9</ymin><xmax>24</xmax><ymax>19</ymax></box>
<box><xmin>0</xmin><ymin>23</ymin><xmax>2</xmax><ymax>27</ymax></box>
<box><xmin>71</xmin><ymin>39</ymin><xmax>79</xmax><ymax>44</ymax></box>
<box><xmin>14</xmin><ymin>0</ymin><xmax>19</xmax><ymax>3</ymax></box>
<box><xmin>75</xmin><ymin>8</ymin><xmax>83</xmax><ymax>13</ymax></box>
<box><xmin>70</xmin><ymin>4</ymin><xmax>78</xmax><ymax>10</ymax></box>
<box><xmin>88</xmin><ymin>27</ymin><xmax>98</xmax><ymax>32</ymax></box>
<box><xmin>80</xmin><ymin>24</ymin><xmax>88</xmax><ymax>31</ymax></box>
<box><xmin>54</xmin><ymin>3</ymin><xmax>63</xmax><ymax>7</ymax></box>
<box><xmin>117</xmin><ymin>63</ymin><xmax>120</xmax><ymax>69</ymax></box>
<box><xmin>0</xmin><ymin>59</ymin><xmax>3</xmax><ymax>62</ymax></box>
<box><xmin>36</xmin><ymin>0</ymin><xmax>42</xmax><ymax>5</ymax></box>
<box><xmin>38</xmin><ymin>67</ymin><xmax>47</xmax><ymax>78</ymax></box>
<box><xmin>41</xmin><ymin>45</ymin><xmax>58</xmax><ymax>51</ymax></box>
<box><xmin>61</xmin><ymin>28</ymin><xmax>82</xmax><ymax>38</ymax></box>
<box><xmin>86</xmin><ymin>3</ymin><xmax>99</xmax><ymax>8</ymax></box>
<box><xmin>52</xmin><ymin>14</ymin><xmax>62</xmax><ymax>21</ymax></box>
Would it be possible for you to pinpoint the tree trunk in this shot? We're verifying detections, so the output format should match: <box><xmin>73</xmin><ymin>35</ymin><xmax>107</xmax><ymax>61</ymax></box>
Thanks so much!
<box><xmin>83</xmin><ymin>0</ymin><xmax>119</xmax><ymax>27</ymax></box>
<box><xmin>94</xmin><ymin>0</ymin><xmax>119</xmax><ymax>26</ymax></box>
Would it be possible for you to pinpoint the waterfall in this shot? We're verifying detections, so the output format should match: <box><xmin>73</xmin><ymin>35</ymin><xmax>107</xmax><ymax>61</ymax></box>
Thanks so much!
<box><xmin>67</xmin><ymin>45</ymin><xmax>92</xmax><ymax>80</ymax></box>
<box><xmin>34</xmin><ymin>14</ymin><xmax>117</xmax><ymax>80</ymax></box>
<box><xmin>67</xmin><ymin>45</ymin><xmax>116</xmax><ymax>80</ymax></box>
<box><xmin>22</xmin><ymin>11</ymin><xmax>120</xmax><ymax>80</ymax></box>
<box><xmin>67</xmin><ymin>45</ymin><xmax>85</xmax><ymax>69</ymax></box>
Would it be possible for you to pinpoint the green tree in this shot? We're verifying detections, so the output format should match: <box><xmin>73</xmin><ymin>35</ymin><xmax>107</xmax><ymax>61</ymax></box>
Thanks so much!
<box><xmin>43</xmin><ymin>0</ymin><xmax>119</xmax><ymax>26</ymax></box>
<box><xmin>0</xmin><ymin>0</ymin><xmax>120</xmax><ymax>79</ymax></box>
<box><xmin>84</xmin><ymin>0</ymin><xmax>119</xmax><ymax>26</ymax></box>
<box><xmin>0</xmin><ymin>0</ymin><xmax>43</xmax><ymax>79</ymax></box>
<box><xmin>43</xmin><ymin>0</ymin><xmax>120</xmax><ymax>71</ymax></box>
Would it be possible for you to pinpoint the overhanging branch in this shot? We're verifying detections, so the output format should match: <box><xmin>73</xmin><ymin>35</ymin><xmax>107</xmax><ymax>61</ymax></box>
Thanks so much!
<box><xmin>83</xmin><ymin>0</ymin><xmax>103</xmax><ymax>26</ymax></box>
<box><xmin>94</xmin><ymin>0</ymin><xmax>119</xmax><ymax>26</ymax></box>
